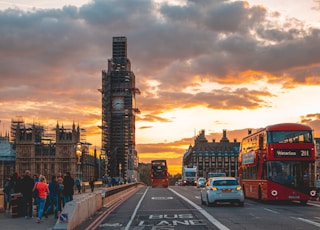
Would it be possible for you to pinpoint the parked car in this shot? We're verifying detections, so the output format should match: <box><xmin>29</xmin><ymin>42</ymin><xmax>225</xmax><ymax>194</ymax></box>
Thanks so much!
<box><xmin>197</xmin><ymin>177</ymin><xmax>206</xmax><ymax>188</ymax></box>
<box><xmin>200</xmin><ymin>177</ymin><xmax>244</xmax><ymax>207</ymax></box>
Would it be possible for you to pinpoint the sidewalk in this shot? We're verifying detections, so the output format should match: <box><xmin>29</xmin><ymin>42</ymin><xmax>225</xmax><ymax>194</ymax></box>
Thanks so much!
<box><xmin>0</xmin><ymin>210</ymin><xmax>58</xmax><ymax>230</ymax></box>
<box><xmin>0</xmin><ymin>192</ymin><xmax>82</xmax><ymax>230</ymax></box>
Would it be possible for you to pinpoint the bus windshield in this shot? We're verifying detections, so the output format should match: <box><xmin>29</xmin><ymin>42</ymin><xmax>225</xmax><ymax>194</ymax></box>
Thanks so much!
<box><xmin>151</xmin><ymin>161</ymin><xmax>167</xmax><ymax>179</ymax></box>
<box><xmin>267</xmin><ymin>130</ymin><xmax>313</xmax><ymax>143</ymax></box>
<box><xmin>265</xmin><ymin>161</ymin><xmax>315</xmax><ymax>192</ymax></box>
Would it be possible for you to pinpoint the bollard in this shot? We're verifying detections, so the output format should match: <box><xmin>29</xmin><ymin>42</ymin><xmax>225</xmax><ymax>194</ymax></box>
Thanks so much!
<box><xmin>101</xmin><ymin>188</ymin><xmax>106</xmax><ymax>206</ymax></box>
<box><xmin>82</xmin><ymin>183</ymin><xmax>86</xmax><ymax>193</ymax></box>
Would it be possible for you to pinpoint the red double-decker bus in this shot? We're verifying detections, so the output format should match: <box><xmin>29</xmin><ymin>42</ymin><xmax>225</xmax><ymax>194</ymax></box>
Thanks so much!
<box><xmin>151</xmin><ymin>160</ymin><xmax>169</xmax><ymax>188</ymax></box>
<box><xmin>238</xmin><ymin>123</ymin><xmax>317</xmax><ymax>204</ymax></box>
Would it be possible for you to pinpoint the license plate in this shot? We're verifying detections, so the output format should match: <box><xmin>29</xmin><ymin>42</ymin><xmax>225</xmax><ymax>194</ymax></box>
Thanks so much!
<box><xmin>222</xmin><ymin>189</ymin><xmax>232</xmax><ymax>192</ymax></box>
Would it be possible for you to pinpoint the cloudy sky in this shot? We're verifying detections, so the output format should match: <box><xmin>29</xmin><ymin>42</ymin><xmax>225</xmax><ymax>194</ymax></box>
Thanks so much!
<box><xmin>1</xmin><ymin>0</ymin><xmax>320</xmax><ymax>174</ymax></box>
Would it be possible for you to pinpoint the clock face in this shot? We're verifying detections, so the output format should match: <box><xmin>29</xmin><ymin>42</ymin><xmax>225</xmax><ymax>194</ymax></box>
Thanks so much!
<box><xmin>112</xmin><ymin>97</ymin><xmax>124</xmax><ymax>110</ymax></box>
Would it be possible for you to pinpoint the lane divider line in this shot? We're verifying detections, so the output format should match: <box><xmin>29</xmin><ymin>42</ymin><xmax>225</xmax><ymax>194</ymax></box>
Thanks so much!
<box><xmin>125</xmin><ymin>186</ymin><xmax>149</xmax><ymax>230</ymax></box>
<box><xmin>169</xmin><ymin>188</ymin><xmax>230</xmax><ymax>230</ymax></box>
<box><xmin>295</xmin><ymin>217</ymin><xmax>320</xmax><ymax>228</ymax></box>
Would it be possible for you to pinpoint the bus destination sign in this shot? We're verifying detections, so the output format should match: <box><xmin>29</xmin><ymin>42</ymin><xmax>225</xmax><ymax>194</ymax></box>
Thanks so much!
<box><xmin>274</xmin><ymin>149</ymin><xmax>310</xmax><ymax>158</ymax></box>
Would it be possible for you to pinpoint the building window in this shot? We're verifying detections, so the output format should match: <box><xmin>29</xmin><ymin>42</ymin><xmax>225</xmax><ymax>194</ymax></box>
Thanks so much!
<box><xmin>224</xmin><ymin>157</ymin><xmax>229</xmax><ymax>162</ymax></box>
<box><xmin>36</xmin><ymin>163</ymin><xmax>40</xmax><ymax>174</ymax></box>
<box><xmin>199</xmin><ymin>157</ymin><xmax>203</xmax><ymax>162</ymax></box>
<box><xmin>192</xmin><ymin>157</ymin><xmax>197</xmax><ymax>163</ymax></box>
<box><xmin>51</xmin><ymin>164</ymin><xmax>55</xmax><ymax>173</ymax></box>
<box><xmin>211</xmin><ymin>157</ymin><xmax>216</xmax><ymax>163</ymax></box>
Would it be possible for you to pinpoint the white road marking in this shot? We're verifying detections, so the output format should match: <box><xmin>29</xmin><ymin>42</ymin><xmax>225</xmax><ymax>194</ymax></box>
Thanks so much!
<box><xmin>100</xmin><ymin>223</ymin><xmax>122</xmax><ymax>227</ymax></box>
<box><xmin>151</xmin><ymin>197</ymin><xmax>174</xmax><ymax>200</ymax></box>
<box><xmin>263</xmin><ymin>208</ymin><xmax>279</xmax><ymax>214</ymax></box>
<box><xmin>308</xmin><ymin>202</ymin><xmax>320</xmax><ymax>208</ymax></box>
<box><xmin>295</xmin><ymin>217</ymin><xmax>320</xmax><ymax>228</ymax></box>
<box><xmin>125</xmin><ymin>187</ymin><xmax>149</xmax><ymax>230</ymax></box>
<box><xmin>169</xmin><ymin>188</ymin><xmax>230</xmax><ymax>230</ymax></box>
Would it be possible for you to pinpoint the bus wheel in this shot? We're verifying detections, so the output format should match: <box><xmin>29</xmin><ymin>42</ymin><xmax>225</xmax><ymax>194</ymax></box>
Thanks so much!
<box><xmin>300</xmin><ymin>200</ymin><xmax>308</xmax><ymax>205</ymax></box>
<box><xmin>258</xmin><ymin>186</ymin><xmax>262</xmax><ymax>201</ymax></box>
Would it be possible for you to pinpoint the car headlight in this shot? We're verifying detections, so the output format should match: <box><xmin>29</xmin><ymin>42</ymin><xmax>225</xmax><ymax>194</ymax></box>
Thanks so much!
<box><xmin>211</xmin><ymin>187</ymin><xmax>218</xmax><ymax>191</ymax></box>
<box><xmin>236</xmin><ymin>186</ymin><xmax>242</xmax><ymax>191</ymax></box>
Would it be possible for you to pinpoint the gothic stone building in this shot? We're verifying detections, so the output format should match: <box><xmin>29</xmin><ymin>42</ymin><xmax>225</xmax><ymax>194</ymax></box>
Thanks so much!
<box><xmin>0</xmin><ymin>134</ymin><xmax>15</xmax><ymax>187</ymax></box>
<box><xmin>14</xmin><ymin>122</ymin><xmax>93</xmax><ymax>181</ymax></box>
<box><xmin>183</xmin><ymin>130</ymin><xmax>240</xmax><ymax>178</ymax></box>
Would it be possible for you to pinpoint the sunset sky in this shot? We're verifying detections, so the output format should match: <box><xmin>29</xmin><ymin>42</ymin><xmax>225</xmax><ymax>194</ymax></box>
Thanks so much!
<box><xmin>0</xmin><ymin>0</ymin><xmax>320</xmax><ymax>175</ymax></box>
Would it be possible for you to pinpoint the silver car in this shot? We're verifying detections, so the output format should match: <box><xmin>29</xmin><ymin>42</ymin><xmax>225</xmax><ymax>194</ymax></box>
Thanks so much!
<box><xmin>200</xmin><ymin>177</ymin><xmax>244</xmax><ymax>207</ymax></box>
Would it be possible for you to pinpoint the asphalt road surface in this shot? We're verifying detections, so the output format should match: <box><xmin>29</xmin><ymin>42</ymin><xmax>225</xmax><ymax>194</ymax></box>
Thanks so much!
<box><xmin>78</xmin><ymin>185</ymin><xmax>320</xmax><ymax>230</ymax></box>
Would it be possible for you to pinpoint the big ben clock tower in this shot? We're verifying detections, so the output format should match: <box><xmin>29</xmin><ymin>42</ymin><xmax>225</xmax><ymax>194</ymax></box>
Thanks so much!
<box><xmin>101</xmin><ymin>37</ymin><xmax>140</xmax><ymax>180</ymax></box>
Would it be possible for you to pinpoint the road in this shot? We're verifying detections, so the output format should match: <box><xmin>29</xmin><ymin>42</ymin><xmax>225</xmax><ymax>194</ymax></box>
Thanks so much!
<box><xmin>78</xmin><ymin>185</ymin><xmax>320</xmax><ymax>230</ymax></box>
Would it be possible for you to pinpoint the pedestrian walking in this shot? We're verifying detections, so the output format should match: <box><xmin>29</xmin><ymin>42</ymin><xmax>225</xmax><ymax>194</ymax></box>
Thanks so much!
<box><xmin>44</xmin><ymin>175</ymin><xmax>59</xmax><ymax>219</ymax></box>
<box><xmin>63</xmin><ymin>172</ymin><xmax>74</xmax><ymax>204</ymax></box>
<box><xmin>75</xmin><ymin>178</ymin><xmax>81</xmax><ymax>194</ymax></box>
<box><xmin>12</xmin><ymin>172</ymin><xmax>22</xmax><ymax>193</ymax></box>
<box><xmin>89</xmin><ymin>177</ymin><xmax>95</xmax><ymax>192</ymax></box>
<box><xmin>33</xmin><ymin>174</ymin><xmax>39</xmax><ymax>205</ymax></box>
<box><xmin>3</xmin><ymin>176</ymin><xmax>15</xmax><ymax>212</ymax></box>
<box><xmin>57</xmin><ymin>177</ymin><xmax>64</xmax><ymax>212</ymax></box>
<box><xmin>33</xmin><ymin>175</ymin><xmax>49</xmax><ymax>223</ymax></box>
<box><xmin>20</xmin><ymin>170</ymin><xmax>34</xmax><ymax>219</ymax></box>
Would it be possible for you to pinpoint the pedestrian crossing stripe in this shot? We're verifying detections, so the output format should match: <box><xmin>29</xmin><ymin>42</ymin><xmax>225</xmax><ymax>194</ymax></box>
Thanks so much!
<box><xmin>59</xmin><ymin>213</ymin><xmax>68</xmax><ymax>223</ymax></box>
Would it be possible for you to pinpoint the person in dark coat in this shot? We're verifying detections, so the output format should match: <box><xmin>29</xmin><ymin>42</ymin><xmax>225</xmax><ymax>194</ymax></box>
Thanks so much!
<box><xmin>20</xmin><ymin>170</ymin><xmax>35</xmax><ymax>218</ymax></box>
<box><xmin>63</xmin><ymin>172</ymin><xmax>74</xmax><ymax>204</ymax></box>
<box><xmin>3</xmin><ymin>176</ymin><xmax>15</xmax><ymax>212</ymax></box>
<box><xmin>89</xmin><ymin>177</ymin><xmax>95</xmax><ymax>192</ymax></box>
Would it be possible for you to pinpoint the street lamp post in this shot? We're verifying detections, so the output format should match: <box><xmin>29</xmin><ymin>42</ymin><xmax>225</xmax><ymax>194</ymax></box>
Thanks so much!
<box><xmin>127</xmin><ymin>149</ymin><xmax>132</xmax><ymax>183</ymax></box>
<box><xmin>75</xmin><ymin>143</ymin><xmax>82</xmax><ymax>182</ymax></box>
<box><xmin>99</xmin><ymin>148</ymin><xmax>106</xmax><ymax>181</ymax></box>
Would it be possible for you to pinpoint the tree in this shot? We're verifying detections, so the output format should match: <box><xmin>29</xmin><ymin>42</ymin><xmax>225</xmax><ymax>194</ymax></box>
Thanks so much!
<box><xmin>139</xmin><ymin>164</ymin><xmax>151</xmax><ymax>186</ymax></box>
<box><xmin>168</xmin><ymin>173</ymin><xmax>182</xmax><ymax>186</ymax></box>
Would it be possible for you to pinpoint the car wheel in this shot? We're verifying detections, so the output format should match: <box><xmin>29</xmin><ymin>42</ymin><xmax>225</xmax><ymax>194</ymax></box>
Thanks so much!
<box><xmin>201</xmin><ymin>194</ymin><xmax>205</xmax><ymax>205</ymax></box>
<box><xmin>206</xmin><ymin>195</ymin><xmax>213</xmax><ymax>207</ymax></box>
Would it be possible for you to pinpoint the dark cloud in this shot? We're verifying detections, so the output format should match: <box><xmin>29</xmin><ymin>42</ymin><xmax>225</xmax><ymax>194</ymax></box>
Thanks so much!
<box><xmin>0</xmin><ymin>0</ymin><xmax>320</xmax><ymax>169</ymax></box>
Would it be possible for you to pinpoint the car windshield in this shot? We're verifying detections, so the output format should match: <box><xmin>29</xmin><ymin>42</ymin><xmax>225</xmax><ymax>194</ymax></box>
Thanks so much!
<box><xmin>212</xmin><ymin>180</ymin><xmax>238</xmax><ymax>186</ymax></box>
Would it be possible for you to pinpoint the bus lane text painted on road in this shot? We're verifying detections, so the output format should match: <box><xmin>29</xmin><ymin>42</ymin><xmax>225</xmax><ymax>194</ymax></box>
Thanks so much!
<box><xmin>137</xmin><ymin>213</ymin><xmax>206</xmax><ymax>227</ymax></box>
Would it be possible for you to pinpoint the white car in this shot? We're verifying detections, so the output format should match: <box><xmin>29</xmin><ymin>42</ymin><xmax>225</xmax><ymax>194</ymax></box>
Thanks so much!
<box><xmin>200</xmin><ymin>177</ymin><xmax>244</xmax><ymax>207</ymax></box>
